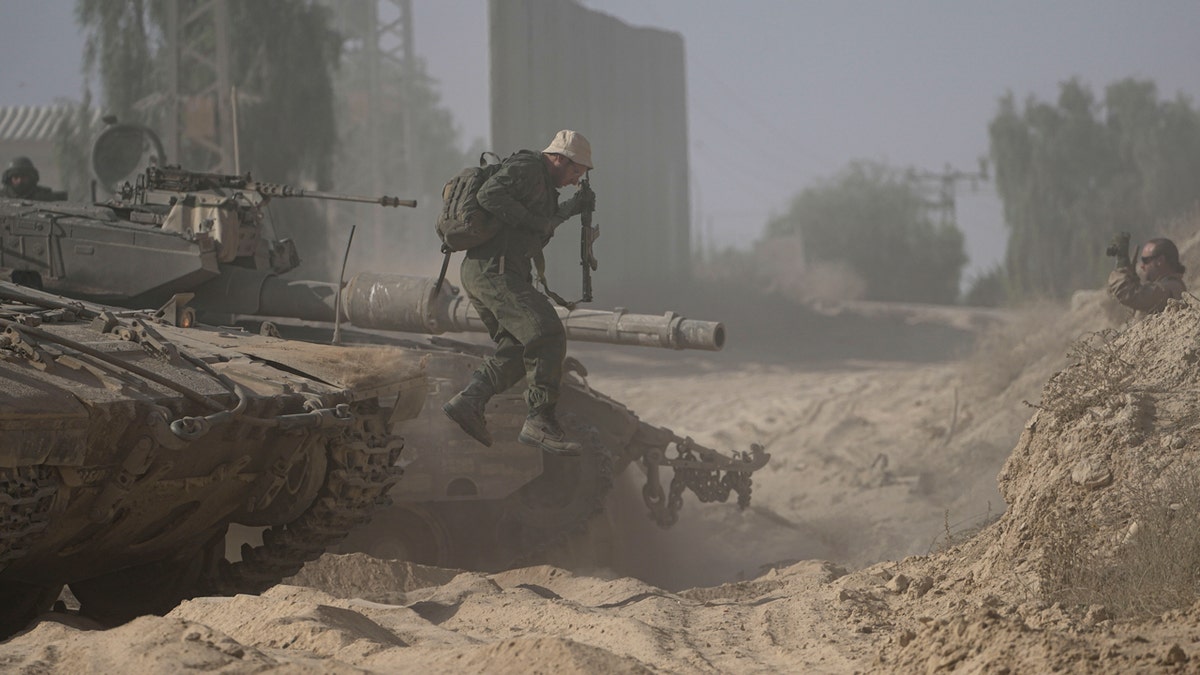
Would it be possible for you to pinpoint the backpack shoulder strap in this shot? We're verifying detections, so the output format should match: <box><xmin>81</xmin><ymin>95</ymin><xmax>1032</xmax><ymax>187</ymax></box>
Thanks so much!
<box><xmin>434</xmin><ymin>246</ymin><xmax>453</xmax><ymax>295</ymax></box>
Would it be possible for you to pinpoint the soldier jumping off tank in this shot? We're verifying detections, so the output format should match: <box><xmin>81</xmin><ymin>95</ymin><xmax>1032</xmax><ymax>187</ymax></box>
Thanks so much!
<box><xmin>442</xmin><ymin>130</ymin><xmax>596</xmax><ymax>456</ymax></box>
<box><xmin>2</xmin><ymin>157</ymin><xmax>66</xmax><ymax>202</ymax></box>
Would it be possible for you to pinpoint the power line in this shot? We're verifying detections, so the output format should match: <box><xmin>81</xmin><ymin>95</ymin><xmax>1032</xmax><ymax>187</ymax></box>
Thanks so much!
<box><xmin>688</xmin><ymin>141</ymin><xmax>787</xmax><ymax>206</ymax></box>
<box><xmin>908</xmin><ymin>161</ymin><xmax>990</xmax><ymax>226</ymax></box>
<box><xmin>690</xmin><ymin>103</ymin><xmax>820</xmax><ymax>183</ymax></box>
<box><xmin>638</xmin><ymin>2</ymin><xmax>836</xmax><ymax>168</ymax></box>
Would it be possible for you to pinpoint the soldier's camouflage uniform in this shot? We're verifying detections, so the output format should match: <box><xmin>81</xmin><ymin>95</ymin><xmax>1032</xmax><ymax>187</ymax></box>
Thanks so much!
<box><xmin>461</xmin><ymin>149</ymin><xmax>574</xmax><ymax>414</ymax></box>
<box><xmin>1108</xmin><ymin>266</ymin><xmax>1186</xmax><ymax>321</ymax></box>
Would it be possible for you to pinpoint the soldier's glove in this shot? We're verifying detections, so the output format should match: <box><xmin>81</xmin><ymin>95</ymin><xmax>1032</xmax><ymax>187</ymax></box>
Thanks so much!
<box><xmin>556</xmin><ymin>186</ymin><xmax>596</xmax><ymax>220</ymax></box>
<box><xmin>1105</xmin><ymin>231</ymin><xmax>1132</xmax><ymax>269</ymax></box>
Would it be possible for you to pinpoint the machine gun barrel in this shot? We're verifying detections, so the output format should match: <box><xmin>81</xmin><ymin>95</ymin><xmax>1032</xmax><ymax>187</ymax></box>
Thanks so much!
<box><xmin>143</xmin><ymin>166</ymin><xmax>415</xmax><ymax>207</ymax></box>
<box><xmin>246</xmin><ymin>182</ymin><xmax>417</xmax><ymax>208</ymax></box>
<box><xmin>343</xmin><ymin>273</ymin><xmax>724</xmax><ymax>351</ymax></box>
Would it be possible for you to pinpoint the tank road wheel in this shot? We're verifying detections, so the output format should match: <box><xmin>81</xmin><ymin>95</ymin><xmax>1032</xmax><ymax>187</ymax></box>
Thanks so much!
<box><xmin>336</xmin><ymin>504</ymin><xmax>453</xmax><ymax>566</ymax></box>
<box><xmin>214</xmin><ymin>406</ymin><xmax>404</xmax><ymax>595</ymax></box>
<box><xmin>74</xmin><ymin>406</ymin><xmax>402</xmax><ymax>622</ymax></box>
<box><xmin>0</xmin><ymin>465</ymin><xmax>63</xmax><ymax>638</ymax></box>
<box><xmin>0</xmin><ymin>581</ymin><xmax>63</xmax><ymax>638</ymax></box>
<box><xmin>237</xmin><ymin>441</ymin><xmax>328</xmax><ymax>526</ymax></box>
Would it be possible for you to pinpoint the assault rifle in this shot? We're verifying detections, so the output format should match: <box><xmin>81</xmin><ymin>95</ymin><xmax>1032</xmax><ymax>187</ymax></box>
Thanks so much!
<box><xmin>579</xmin><ymin>177</ymin><xmax>598</xmax><ymax>303</ymax></box>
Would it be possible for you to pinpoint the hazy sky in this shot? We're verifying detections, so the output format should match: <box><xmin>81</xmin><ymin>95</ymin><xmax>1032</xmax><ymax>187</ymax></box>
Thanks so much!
<box><xmin>2</xmin><ymin>1</ymin><xmax>1197</xmax><ymax>280</ymax></box>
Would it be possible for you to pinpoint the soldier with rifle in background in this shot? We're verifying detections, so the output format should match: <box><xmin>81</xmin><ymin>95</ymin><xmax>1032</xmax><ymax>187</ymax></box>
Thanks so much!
<box><xmin>442</xmin><ymin>129</ymin><xmax>597</xmax><ymax>457</ymax></box>
<box><xmin>1106</xmin><ymin>232</ymin><xmax>1187</xmax><ymax>320</ymax></box>
<box><xmin>2</xmin><ymin>157</ymin><xmax>66</xmax><ymax>201</ymax></box>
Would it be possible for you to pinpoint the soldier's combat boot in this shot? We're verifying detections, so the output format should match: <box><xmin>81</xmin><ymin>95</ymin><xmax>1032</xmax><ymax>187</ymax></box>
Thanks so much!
<box><xmin>518</xmin><ymin>406</ymin><xmax>582</xmax><ymax>457</ymax></box>
<box><xmin>442</xmin><ymin>375</ymin><xmax>495</xmax><ymax>447</ymax></box>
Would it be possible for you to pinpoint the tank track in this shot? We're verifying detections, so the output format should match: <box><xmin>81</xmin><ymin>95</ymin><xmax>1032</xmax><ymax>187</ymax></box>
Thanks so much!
<box><xmin>508</xmin><ymin>437</ymin><xmax>614</xmax><ymax>568</ymax></box>
<box><xmin>396</xmin><ymin>405</ymin><xmax>616</xmax><ymax>572</ymax></box>
<box><xmin>0</xmin><ymin>466</ymin><xmax>59</xmax><ymax>574</ymax></box>
<box><xmin>498</xmin><ymin>401</ymin><xmax>616</xmax><ymax>569</ymax></box>
<box><xmin>213</xmin><ymin>408</ymin><xmax>403</xmax><ymax>595</ymax></box>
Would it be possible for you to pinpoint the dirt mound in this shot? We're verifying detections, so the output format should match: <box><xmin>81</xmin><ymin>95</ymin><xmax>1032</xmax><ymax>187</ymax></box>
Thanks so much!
<box><xmin>284</xmin><ymin>553</ymin><xmax>463</xmax><ymax>604</ymax></box>
<box><xmin>989</xmin><ymin>299</ymin><xmax>1200</xmax><ymax>596</ymax></box>
<box><xmin>869</xmin><ymin>296</ymin><xmax>1200</xmax><ymax>670</ymax></box>
<box><xmin>0</xmin><ymin>615</ymin><xmax>305</xmax><ymax>673</ymax></box>
<box><xmin>445</xmin><ymin>636</ymin><xmax>656</xmax><ymax>675</ymax></box>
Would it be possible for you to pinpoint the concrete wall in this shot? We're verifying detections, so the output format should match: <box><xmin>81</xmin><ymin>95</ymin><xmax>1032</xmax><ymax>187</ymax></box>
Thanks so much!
<box><xmin>489</xmin><ymin>0</ymin><xmax>690</xmax><ymax>292</ymax></box>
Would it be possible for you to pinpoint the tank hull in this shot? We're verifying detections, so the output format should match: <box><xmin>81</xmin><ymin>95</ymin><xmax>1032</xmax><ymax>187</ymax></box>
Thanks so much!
<box><xmin>0</xmin><ymin>282</ymin><xmax>426</xmax><ymax>634</ymax></box>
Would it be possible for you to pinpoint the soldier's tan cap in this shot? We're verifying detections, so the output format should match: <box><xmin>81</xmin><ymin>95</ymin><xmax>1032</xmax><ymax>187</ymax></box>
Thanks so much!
<box><xmin>542</xmin><ymin>130</ymin><xmax>593</xmax><ymax>169</ymax></box>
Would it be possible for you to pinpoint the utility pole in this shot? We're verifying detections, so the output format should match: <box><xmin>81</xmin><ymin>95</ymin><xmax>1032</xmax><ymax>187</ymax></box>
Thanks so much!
<box><xmin>328</xmin><ymin>0</ymin><xmax>416</xmax><ymax>237</ymax></box>
<box><xmin>157</xmin><ymin>0</ymin><xmax>241</xmax><ymax>173</ymax></box>
<box><xmin>910</xmin><ymin>159</ymin><xmax>989</xmax><ymax>227</ymax></box>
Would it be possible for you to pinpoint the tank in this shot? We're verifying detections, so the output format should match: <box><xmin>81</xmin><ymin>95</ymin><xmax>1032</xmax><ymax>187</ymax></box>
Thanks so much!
<box><xmin>0</xmin><ymin>133</ymin><xmax>767</xmax><ymax>572</ymax></box>
<box><xmin>0</xmin><ymin>281</ymin><xmax>426</xmax><ymax>637</ymax></box>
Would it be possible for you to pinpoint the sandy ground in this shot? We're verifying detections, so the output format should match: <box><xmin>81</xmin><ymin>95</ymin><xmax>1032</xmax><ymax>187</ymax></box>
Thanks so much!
<box><xmin>5</xmin><ymin>283</ymin><xmax>1200</xmax><ymax>672</ymax></box>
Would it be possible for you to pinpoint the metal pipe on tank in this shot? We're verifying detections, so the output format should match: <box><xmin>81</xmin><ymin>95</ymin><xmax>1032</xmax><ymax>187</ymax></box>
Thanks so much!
<box><xmin>343</xmin><ymin>273</ymin><xmax>725</xmax><ymax>351</ymax></box>
<box><xmin>195</xmin><ymin>267</ymin><xmax>341</xmax><ymax>322</ymax></box>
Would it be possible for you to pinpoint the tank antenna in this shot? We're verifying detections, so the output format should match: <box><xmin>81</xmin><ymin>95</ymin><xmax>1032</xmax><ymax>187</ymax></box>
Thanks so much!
<box><xmin>231</xmin><ymin>86</ymin><xmax>241</xmax><ymax>174</ymax></box>
<box><xmin>332</xmin><ymin>225</ymin><xmax>356</xmax><ymax>345</ymax></box>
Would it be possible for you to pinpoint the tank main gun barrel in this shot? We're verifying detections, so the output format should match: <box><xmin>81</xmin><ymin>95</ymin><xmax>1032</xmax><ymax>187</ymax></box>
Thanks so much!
<box><xmin>196</xmin><ymin>271</ymin><xmax>724</xmax><ymax>350</ymax></box>
<box><xmin>341</xmin><ymin>273</ymin><xmax>725</xmax><ymax>351</ymax></box>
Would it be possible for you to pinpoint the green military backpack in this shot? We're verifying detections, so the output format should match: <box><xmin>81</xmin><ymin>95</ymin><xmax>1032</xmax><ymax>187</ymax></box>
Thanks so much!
<box><xmin>436</xmin><ymin>152</ymin><xmax>503</xmax><ymax>252</ymax></box>
<box><xmin>434</xmin><ymin>152</ymin><xmax>504</xmax><ymax>294</ymax></box>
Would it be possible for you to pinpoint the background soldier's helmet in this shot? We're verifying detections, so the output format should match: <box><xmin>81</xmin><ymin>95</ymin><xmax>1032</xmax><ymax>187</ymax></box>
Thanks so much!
<box><xmin>3</xmin><ymin>156</ymin><xmax>39</xmax><ymax>186</ymax></box>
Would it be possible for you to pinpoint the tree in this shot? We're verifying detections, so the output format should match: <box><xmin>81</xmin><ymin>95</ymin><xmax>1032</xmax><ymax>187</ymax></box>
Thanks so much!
<box><xmin>76</xmin><ymin>0</ymin><xmax>157</xmax><ymax>119</ymax></box>
<box><xmin>764</xmin><ymin>160</ymin><xmax>967</xmax><ymax>304</ymax></box>
<box><xmin>990</xmin><ymin>78</ymin><xmax>1200</xmax><ymax>299</ymax></box>
<box><xmin>330</xmin><ymin>24</ymin><xmax>472</xmax><ymax>264</ymax></box>
<box><xmin>73</xmin><ymin>0</ymin><xmax>341</xmax><ymax>187</ymax></box>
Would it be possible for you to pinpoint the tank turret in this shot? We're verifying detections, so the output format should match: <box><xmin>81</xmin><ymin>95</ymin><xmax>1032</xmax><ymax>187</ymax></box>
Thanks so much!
<box><xmin>0</xmin><ymin>164</ymin><xmax>723</xmax><ymax>352</ymax></box>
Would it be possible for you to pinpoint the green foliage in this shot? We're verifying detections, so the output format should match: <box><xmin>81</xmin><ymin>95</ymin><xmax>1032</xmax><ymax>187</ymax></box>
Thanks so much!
<box><xmin>229</xmin><ymin>2</ymin><xmax>342</xmax><ymax>188</ymax></box>
<box><xmin>990</xmin><ymin>78</ymin><xmax>1200</xmax><ymax>300</ymax></box>
<box><xmin>77</xmin><ymin>0</ymin><xmax>157</xmax><ymax>119</ymax></box>
<box><xmin>765</xmin><ymin>160</ymin><xmax>967</xmax><ymax>304</ymax></box>
<box><xmin>333</xmin><ymin>49</ymin><xmax>468</xmax><ymax>216</ymax></box>
<box><xmin>74</xmin><ymin>0</ymin><xmax>341</xmax><ymax>186</ymax></box>
<box><xmin>963</xmin><ymin>263</ymin><xmax>1008</xmax><ymax>307</ymax></box>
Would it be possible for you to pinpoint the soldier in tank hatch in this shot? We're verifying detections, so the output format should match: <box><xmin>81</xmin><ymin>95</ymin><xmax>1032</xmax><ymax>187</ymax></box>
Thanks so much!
<box><xmin>2</xmin><ymin>157</ymin><xmax>67</xmax><ymax>202</ymax></box>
